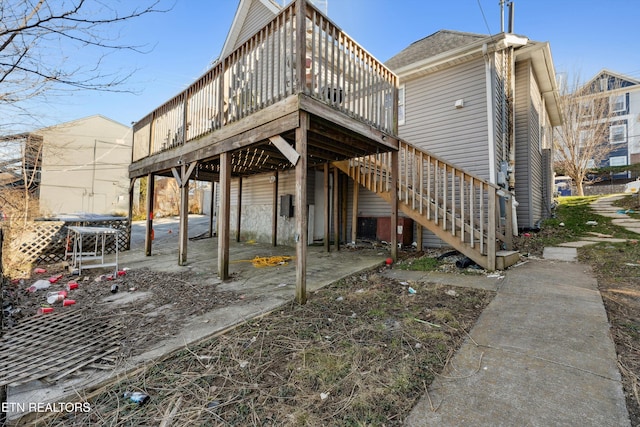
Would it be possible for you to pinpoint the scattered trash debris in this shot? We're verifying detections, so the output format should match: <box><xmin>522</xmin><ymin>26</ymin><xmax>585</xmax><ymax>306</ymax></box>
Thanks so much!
<box><xmin>62</xmin><ymin>299</ymin><xmax>76</xmax><ymax>307</ymax></box>
<box><xmin>46</xmin><ymin>291</ymin><xmax>67</xmax><ymax>304</ymax></box>
<box><xmin>624</xmin><ymin>263</ymin><xmax>640</xmax><ymax>267</ymax></box>
<box><xmin>250</xmin><ymin>255</ymin><xmax>293</xmax><ymax>267</ymax></box>
<box><xmin>617</xmin><ymin>209</ymin><xmax>636</xmax><ymax>214</ymax></box>
<box><xmin>335</xmin><ymin>296</ymin><xmax>344</xmax><ymax>302</ymax></box>
<box><xmin>320</xmin><ymin>392</ymin><xmax>330</xmax><ymax>400</ymax></box>
<box><xmin>33</xmin><ymin>268</ymin><xmax>47</xmax><ymax>274</ymax></box>
<box><xmin>523</xmin><ymin>233</ymin><xmax>531</xmax><ymax>237</ymax></box>
<box><xmin>207</xmin><ymin>400</ymin><xmax>221</xmax><ymax>409</ymax></box>
<box><xmin>110</xmin><ymin>284</ymin><xmax>119</xmax><ymax>294</ymax></box>
<box><xmin>455</xmin><ymin>256</ymin><xmax>476</xmax><ymax>269</ymax></box>
<box><xmin>445</xmin><ymin>289</ymin><xmax>458</xmax><ymax>297</ymax></box>
<box><xmin>123</xmin><ymin>391</ymin><xmax>150</xmax><ymax>405</ymax></box>
<box><xmin>487</xmin><ymin>272</ymin><xmax>504</xmax><ymax>279</ymax></box>
<box><xmin>385</xmin><ymin>257</ymin><xmax>393</xmax><ymax>266</ymax></box>
<box><xmin>355</xmin><ymin>288</ymin><xmax>365</xmax><ymax>293</ymax></box>
<box><xmin>559</xmin><ymin>222</ymin><xmax>565</xmax><ymax>227</ymax></box>
<box><xmin>48</xmin><ymin>274</ymin><xmax>63</xmax><ymax>284</ymax></box>
<box><xmin>414</xmin><ymin>318</ymin><xmax>441</xmax><ymax>328</ymax></box>
<box><xmin>27</xmin><ymin>279</ymin><xmax>51</xmax><ymax>293</ymax></box>
<box><xmin>66</xmin><ymin>281</ymin><xmax>79</xmax><ymax>291</ymax></box>
<box><xmin>239</xmin><ymin>360</ymin><xmax>249</xmax><ymax>369</ymax></box>
<box><xmin>37</xmin><ymin>307</ymin><xmax>54</xmax><ymax>315</ymax></box>
<box><xmin>408</xmin><ymin>287</ymin><xmax>416</xmax><ymax>294</ymax></box>
<box><xmin>585</xmin><ymin>220</ymin><xmax>598</xmax><ymax>226</ymax></box>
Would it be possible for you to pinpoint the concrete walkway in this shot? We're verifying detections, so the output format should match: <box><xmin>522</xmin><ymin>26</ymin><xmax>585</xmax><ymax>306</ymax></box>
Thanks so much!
<box><xmin>400</xmin><ymin>195</ymin><xmax>635</xmax><ymax>426</ymax></box>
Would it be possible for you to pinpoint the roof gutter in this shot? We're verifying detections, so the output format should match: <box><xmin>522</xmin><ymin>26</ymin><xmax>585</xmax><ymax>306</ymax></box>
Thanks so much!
<box><xmin>394</xmin><ymin>33</ymin><xmax>528</xmax><ymax>79</ymax></box>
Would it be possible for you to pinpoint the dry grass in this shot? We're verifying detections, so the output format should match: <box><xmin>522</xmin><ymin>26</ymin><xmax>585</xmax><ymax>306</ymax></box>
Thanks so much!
<box><xmin>40</xmin><ymin>270</ymin><xmax>494</xmax><ymax>426</ymax></box>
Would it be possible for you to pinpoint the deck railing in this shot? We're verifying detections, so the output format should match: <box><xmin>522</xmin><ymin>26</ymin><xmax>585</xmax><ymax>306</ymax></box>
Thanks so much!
<box><xmin>339</xmin><ymin>140</ymin><xmax>513</xmax><ymax>270</ymax></box>
<box><xmin>132</xmin><ymin>0</ymin><xmax>398</xmax><ymax>163</ymax></box>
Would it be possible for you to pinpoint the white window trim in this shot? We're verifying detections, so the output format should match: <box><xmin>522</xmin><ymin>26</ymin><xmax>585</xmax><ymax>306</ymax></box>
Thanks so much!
<box><xmin>610</xmin><ymin>124</ymin><xmax>627</xmax><ymax>144</ymax></box>
<box><xmin>610</xmin><ymin>94</ymin><xmax>626</xmax><ymax>113</ymax></box>
<box><xmin>609</xmin><ymin>155</ymin><xmax>627</xmax><ymax>167</ymax></box>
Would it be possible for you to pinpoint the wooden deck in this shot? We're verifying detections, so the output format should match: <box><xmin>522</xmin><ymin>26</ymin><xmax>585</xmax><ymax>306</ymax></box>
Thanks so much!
<box><xmin>128</xmin><ymin>0</ymin><xmax>400</xmax><ymax>304</ymax></box>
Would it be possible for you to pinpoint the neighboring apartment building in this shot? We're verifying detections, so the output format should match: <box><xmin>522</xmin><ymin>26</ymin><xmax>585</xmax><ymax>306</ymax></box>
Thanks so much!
<box><xmin>578</xmin><ymin>70</ymin><xmax>640</xmax><ymax>171</ymax></box>
<box><xmin>37</xmin><ymin>115</ymin><xmax>132</xmax><ymax>216</ymax></box>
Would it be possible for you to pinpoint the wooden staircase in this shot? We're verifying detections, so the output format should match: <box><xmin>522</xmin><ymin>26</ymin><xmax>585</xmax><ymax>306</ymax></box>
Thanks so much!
<box><xmin>334</xmin><ymin>140</ymin><xmax>517</xmax><ymax>271</ymax></box>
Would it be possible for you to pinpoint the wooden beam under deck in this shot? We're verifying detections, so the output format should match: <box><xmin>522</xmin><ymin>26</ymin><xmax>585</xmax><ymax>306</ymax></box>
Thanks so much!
<box><xmin>129</xmin><ymin>95</ymin><xmax>398</xmax><ymax>180</ymax></box>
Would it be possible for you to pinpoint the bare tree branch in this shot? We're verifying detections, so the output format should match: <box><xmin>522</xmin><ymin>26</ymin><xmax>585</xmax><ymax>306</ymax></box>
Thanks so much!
<box><xmin>0</xmin><ymin>0</ymin><xmax>170</xmax><ymax>110</ymax></box>
<box><xmin>554</xmin><ymin>73</ymin><xmax>623</xmax><ymax>196</ymax></box>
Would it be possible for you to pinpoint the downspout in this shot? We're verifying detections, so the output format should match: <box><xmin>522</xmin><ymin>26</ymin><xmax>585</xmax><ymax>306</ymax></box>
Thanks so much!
<box><xmin>507</xmin><ymin>46</ymin><xmax>516</xmax><ymax>192</ymax></box>
<box><xmin>483</xmin><ymin>43</ymin><xmax>497</xmax><ymax>184</ymax></box>
<box><xmin>505</xmin><ymin>45</ymin><xmax>518</xmax><ymax>234</ymax></box>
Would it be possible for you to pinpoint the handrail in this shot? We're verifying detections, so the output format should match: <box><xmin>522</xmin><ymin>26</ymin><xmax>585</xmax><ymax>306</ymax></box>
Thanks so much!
<box><xmin>132</xmin><ymin>0</ymin><xmax>397</xmax><ymax>163</ymax></box>
<box><xmin>339</xmin><ymin>140</ymin><xmax>513</xmax><ymax>270</ymax></box>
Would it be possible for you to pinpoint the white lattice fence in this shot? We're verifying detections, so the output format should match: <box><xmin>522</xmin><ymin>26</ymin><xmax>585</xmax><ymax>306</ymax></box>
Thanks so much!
<box><xmin>5</xmin><ymin>219</ymin><xmax>130</xmax><ymax>266</ymax></box>
<box><xmin>8</xmin><ymin>222</ymin><xmax>65</xmax><ymax>265</ymax></box>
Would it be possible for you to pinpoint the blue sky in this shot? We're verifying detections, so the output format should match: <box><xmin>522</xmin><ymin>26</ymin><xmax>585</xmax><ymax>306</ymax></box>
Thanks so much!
<box><xmin>22</xmin><ymin>0</ymin><xmax>640</xmax><ymax>130</ymax></box>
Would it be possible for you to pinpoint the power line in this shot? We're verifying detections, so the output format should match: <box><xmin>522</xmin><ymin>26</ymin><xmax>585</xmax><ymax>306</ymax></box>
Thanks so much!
<box><xmin>477</xmin><ymin>0</ymin><xmax>493</xmax><ymax>35</ymax></box>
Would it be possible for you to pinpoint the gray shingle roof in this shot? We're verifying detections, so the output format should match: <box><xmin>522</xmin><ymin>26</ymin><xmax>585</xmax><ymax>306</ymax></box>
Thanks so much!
<box><xmin>385</xmin><ymin>30</ymin><xmax>488</xmax><ymax>71</ymax></box>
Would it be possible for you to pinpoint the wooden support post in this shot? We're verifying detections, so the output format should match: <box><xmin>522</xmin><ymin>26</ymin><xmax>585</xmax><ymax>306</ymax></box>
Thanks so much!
<box><xmin>341</xmin><ymin>174</ymin><xmax>348</xmax><ymax>244</ymax></box>
<box><xmin>416</xmin><ymin>225</ymin><xmax>423</xmax><ymax>251</ymax></box>
<box><xmin>218</xmin><ymin>153</ymin><xmax>231</xmax><ymax>280</ymax></box>
<box><xmin>208</xmin><ymin>180</ymin><xmax>217</xmax><ymax>237</ymax></box>
<box><xmin>272</xmin><ymin>171</ymin><xmax>279</xmax><ymax>246</ymax></box>
<box><xmin>351</xmin><ymin>180</ymin><xmax>359</xmax><ymax>244</ymax></box>
<box><xmin>145</xmin><ymin>173</ymin><xmax>155</xmax><ymax>257</ymax></box>
<box><xmin>324</xmin><ymin>162</ymin><xmax>330</xmax><ymax>252</ymax></box>
<box><xmin>173</xmin><ymin>162</ymin><xmax>196</xmax><ymax>266</ymax></box>
<box><xmin>127</xmin><ymin>178</ymin><xmax>135</xmax><ymax>250</ymax></box>
<box><xmin>178</xmin><ymin>166</ymin><xmax>189</xmax><ymax>265</ymax></box>
<box><xmin>391</xmin><ymin>151</ymin><xmax>399</xmax><ymax>261</ymax></box>
<box><xmin>236</xmin><ymin>176</ymin><xmax>243</xmax><ymax>243</ymax></box>
<box><xmin>333</xmin><ymin>167</ymin><xmax>340</xmax><ymax>251</ymax></box>
<box><xmin>295</xmin><ymin>112</ymin><xmax>308</xmax><ymax>304</ymax></box>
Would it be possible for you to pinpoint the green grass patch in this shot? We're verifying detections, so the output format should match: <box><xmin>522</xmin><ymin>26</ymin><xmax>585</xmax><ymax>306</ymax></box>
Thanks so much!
<box><xmin>396</xmin><ymin>256</ymin><xmax>440</xmax><ymax>271</ymax></box>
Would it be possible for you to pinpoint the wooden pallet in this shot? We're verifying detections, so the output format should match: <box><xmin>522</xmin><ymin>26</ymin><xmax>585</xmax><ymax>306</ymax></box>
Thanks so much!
<box><xmin>0</xmin><ymin>309</ymin><xmax>121</xmax><ymax>387</ymax></box>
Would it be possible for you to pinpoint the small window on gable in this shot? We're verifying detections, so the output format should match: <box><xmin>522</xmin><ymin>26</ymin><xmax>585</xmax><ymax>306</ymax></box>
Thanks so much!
<box><xmin>610</xmin><ymin>124</ymin><xmax>627</xmax><ymax>144</ymax></box>
<box><xmin>610</xmin><ymin>94</ymin><xmax>626</xmax><ymax>113</ymax></box>
<box><xmin>398</xmin><ymin>85</ymin><xmax>405</xmax><ymax>126</ymax></box>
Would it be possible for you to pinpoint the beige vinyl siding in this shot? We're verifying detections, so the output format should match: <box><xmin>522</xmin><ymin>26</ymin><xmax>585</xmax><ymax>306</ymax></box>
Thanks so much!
<box><xmin>514</xmin><ymin>60</ymin><xmax>544</xmax><ymax>229</ymax></box>
<box><xmin>235</xmin><ymin>1</ymin><xmax>277</xmax><ymax>50</ymax></box>
<box><xmin>398</xmin><ymin>58</ymin><xmax>490</xmax><ymax>181</ymax></box>
<box><xmin>228</xmin><ymin>170</ymin><xmax>315</xmax><ymax>244</ymax></box>
<box><xmin>38</xmin><ymin>116</ymin><xmax>132</xmax><ymax>216</ymax></box>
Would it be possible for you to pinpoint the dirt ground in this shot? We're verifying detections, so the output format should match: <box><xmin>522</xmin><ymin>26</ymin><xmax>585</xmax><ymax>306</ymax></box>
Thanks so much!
<box><xmin>2</xmin><ymin>266</ymin><xmax>245</xmax><ymax>359</ymax></box>
<box><xmin>3</xmin><ymin>252</ymin><xmax>495</xmax><ymax>426</ymax></box>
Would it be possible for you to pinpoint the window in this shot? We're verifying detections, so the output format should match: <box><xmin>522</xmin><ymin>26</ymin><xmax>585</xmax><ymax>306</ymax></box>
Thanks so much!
<box><xmin>579</xmin><ymin>100</ymin><xmax>593</xmax><ymax>118</ymax></box>
<box><xmin>610</xmin><ymin>94</ymin><xmax>626</xmax><ymax>113</ymax></box>
<box><xmin>609</xmin><ymin>156</ymin><xmax>627</xmax><ymax>167</ymax></box>
<box><xmin>398</xmin><ymin>85</ymin><xmax>405</xmax><ymax>126</ymax></box>
<box><xmin>579</xmin><ymin>129</ymin><xmax>592</xmax><ymax>147</ymax></box>
<box><xmin>586</xmin><ymin>159</ymin><xmax>596</xmax><ymax>169</ymax></box>
<box><xmin>609</xmin><ymin>124</ymin><xmax>627</xmax><ymax>144</ymax></box>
